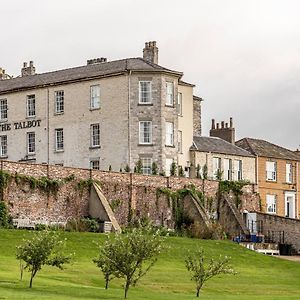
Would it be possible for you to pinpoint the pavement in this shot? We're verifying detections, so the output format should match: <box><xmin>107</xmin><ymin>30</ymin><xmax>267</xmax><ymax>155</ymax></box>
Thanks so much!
<box><xmin>276</xmin><ymin>256</ymin><xmax>300</xmax><ymax>262</ymax></box>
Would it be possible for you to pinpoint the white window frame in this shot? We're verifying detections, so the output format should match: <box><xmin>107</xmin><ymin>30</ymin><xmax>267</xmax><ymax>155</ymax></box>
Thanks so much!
<box><xmin>27</xmin><ymin>132</ymin><xmax>35</xmax><ymax>155</ymax></box>
<box><xmin>90</xmin><ymin>160</ymin><xmax>100</xmax><ymax>170</ymax></box>
<box><xmin>139</xmin><ymin>81</ymin><xmax>152</xmax><ymax>104</ymax></box>
<box><xmin>165</xmin><ymin>158</ymin><xmax>173</xmax><ymax>177</ymax></box>
<box><xmin>234</xmin><ymin>160</ymin><xmax>243</xmax><ymax>181</ymax></box>
<box><xmin>90</xmin><ymin>85</ymin><xmax>100</xmax><ymax>109</ymax></box>
<box><xmin>165</xmin><ymin>122</ymin><xmax>174</xmax><ymax>146</ymax></box>
<box><xmin>91</xmin><ymin>123</ymin><xmax>100</xmax><ymax>147</ymax></box>
<box><xmin>213</xmin><ymin>157</ymin><xmax>222</xmax><ymax>180</ymax></box>
<box><xmin>266</xmin><ymin>161</ymin><xmax>276</xmax><ymax>181</ymax></box>
<box><xmin>166</xmin><ymin>82</ymin><xmax>174</xmax><ymax>106</ymax></box>
<box><xmin>141</xmin><ymin>157</ymin><xmax>152</xmax><ymax>175</ymax></box>
<box><xmin>224</xmin><ymin>158</ymin><xmax>232</xmax><ymax>180</ymax></box>
<box><xmin>55</xmin><ymin>90</ymin><xmax>64</xmax><ymax>114</ymax></box>
<box><xmin>139</xmin><ymin>121</ymin><xmax>152</xmax><ymax>144</ymax></box>
<box><xmin>0</xmin><ymin>99</ymin><xmax>8</xmax><ymax>120</ymax></box>
<box><xmin>178</xmin><ymin>130</ymin><xmax>182</xmax><ymax>153</ymax></box>
<box><xmin>55</xmin><ymin>128</ymin><xmax>64</xmax><ymax>151</ymax></box>
<box><xmin>266</xmin><ymin>194</ymin><xmax>277</xmax><ymax>214</ymax></box>
<box><xmin>286</xmin><ymin>163</ymin><xmax>292</xmax><ymax>183</ymax></box>
<box><xmin>26</xmin><ymin>95</ymin><xmax>36</xmax><ymax>117</ymax></box>
<box><xmin>0</xmin><ymin>135</ymin><xmax>7</xmax><ymax>157</ymax></box>
<box><xmin>177</xmin><ymin>92</ymin><xmax>182</xmax><ymax>116</ymax></box>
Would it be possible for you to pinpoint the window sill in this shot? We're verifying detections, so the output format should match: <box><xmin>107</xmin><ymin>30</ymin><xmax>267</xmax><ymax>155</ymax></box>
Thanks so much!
<box><xmin>0</xmin><ymin>119</ymin><xmax>8</xmax><ymax>123</ymax></box>
<box><xmin>178</xmin><ymin>114</ymin><xmax>183</xmax><ymax>117</ymax></box>
<box><xmin>138</xmin><ymin>143</ymin><xmax>154</xmax><ymax>146</ymax></box>
<box><xmin>138</xmin><ymin>103</ymin><xmax>153</xmax><ymax>106</ymax></box>
<box><xmin>89</xmin><ymin>146</ymin><xmax>101</xmax><ymax>150</ymax></box>
<box><xmin>0</xmin><ymin>155</ymin><xmax>8</xmax><ymax>159</ymax></box>
<box><xmin>165</xmin><ymin>145</ymin><xmax>175</xmax><ymax>148</ymax></box>
<box><xmin>266</xmin><ymin>179</ymin><xmax>277</xmax><ymax>183</ymax></box>
<box><xmin>26</xmin><ymin>116</ymin><xmax>36</xmax><ymax>119</ymax></box>
<box><xmin>54</xmin><ymin>149</ymin><xmax>64</xmax><ymax>153</ymax></box>
<box><xmin>165</xmin><ymin>104</ymin><xmax>174</xmax><ymax>108</ymax></box>
<box><xmin>90</xmin><ymin>107</ymin><xmax>101</xmax><ymax>111</ymax></box>
<box><xmin>54</xmin><ymin>112</ymin><xmax>64</xmax><ymax>116</ymax></box>
<box><xmin>27</xmin><ymin>153</ymin><xmax>36</xmax><ymax>156</ymax></box>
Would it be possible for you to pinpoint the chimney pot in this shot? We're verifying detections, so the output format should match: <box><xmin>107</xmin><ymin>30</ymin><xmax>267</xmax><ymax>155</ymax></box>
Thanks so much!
<box><xmin>230</xmin><ymin>117</ymin><xmax>233</xmax><ymax>128</ymax></box>
<box><xmin>23</xmin><ymin>62</ymin><xmax>27</xmax><ymax>68</ymax></box>
<box><xmin>211</xmin><ymin>119</ymin><xmax>215</xmax><ymax>130</ymax></box>
<box><xmin>216</xmin><ymin>123</ymin><xmax>219</xmax><ymax>129</ymax></box>
<box><xmin>225</xmin><ymin>123</ymin><xmax>228</xmax><ymax>128</ymax></box>
<box><xmin>221</xmin><ymin>121</ymin><xmax>225</xmax><ymax>128</ymax></box>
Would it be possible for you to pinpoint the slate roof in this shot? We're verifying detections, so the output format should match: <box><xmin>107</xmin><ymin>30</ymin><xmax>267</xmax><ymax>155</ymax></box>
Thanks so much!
<box><xmin>191</xmin><ymin>136</ymin><xmax>254</xmax><ymax>157</ymax></box>
<box><xmin>0</xmin><ymin>58</ymin><xmax>183</xmax><ymax>95</ymax></box>
<box><xmin>236</xmin><ymin>138</ymin><xmax>300</xmax><ymax>161</ymax></box>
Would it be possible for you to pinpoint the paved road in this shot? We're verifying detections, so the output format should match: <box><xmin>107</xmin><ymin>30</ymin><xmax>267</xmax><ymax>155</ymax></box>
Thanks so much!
<box><xmin>276</xmin><ymin>256</ymin><xmax>300</xmax><ymax>262</ymax></box>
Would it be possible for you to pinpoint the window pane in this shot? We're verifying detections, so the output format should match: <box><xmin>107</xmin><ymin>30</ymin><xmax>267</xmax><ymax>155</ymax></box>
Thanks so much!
<box><xmin>166</xmin><ymin>82</ymin><xmax>174</xmax><ymax>105</ymax></box>
<box><xmin>0</xmin><ymin>135</ymin><xmax>7</xmax><ymax>156</ymax></box>
<box><xmin>177</xmin><ymin>92</ymin><xmax>182</xmax><ymax>115</ymax></box>
<box><xmin>91</xmin><ymin>124</ymin><xmax>100</xmax><ymax>147</ymax></box>
<box><xmin>55</xmin><ymin>90</ymin><xmax>64</xmax><ymax>113</ymax></box>
<box><xmin>166</xmin><ymin>122</ymin><xmax>174</xmax><ymax>146</ymax></box>
<box><xmin>266</xmin><ymin>194</ymin><xmax>276</xmax><ymax>214</ymax></box>
<box><xmin>0</xmin><ymin>99</ymin><xmax>8</xmax><ymax>120</ymax></box>
<box><xmin>90</xmin><ymin>85</ymin><xmax>100</xmax><ymax>109</ymax></box>
<box><xmin>141</xmin><ymin>158</ymin><xmax>152</xmax><ymax>175</ymax></box>
<box><xmin>27</xmin><ymin>132</ymin><xmax>35</xmax><ymax>154</ymax></box>
<box><xmin>139</xmin><ymin>121</ymin><xmax>152</xmax><ymax>144</ymax></box>
<box><xmin>27</xmin><ymin>95</ymin><xmax>36</xmax><ymax>117</ymax></box>
<box><xmin>139</xmin><ymin>81</ymin><xmax>152</xmax><ymax>103</ymax></box>
<box><xmin>55</xmin><ymin>129</ymin><xmax>64</xmax><ymax>150</ymax></box>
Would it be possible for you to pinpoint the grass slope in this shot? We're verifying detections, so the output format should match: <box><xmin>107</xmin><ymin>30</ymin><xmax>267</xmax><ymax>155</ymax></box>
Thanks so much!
<box><xmin>0</xmin><ymin>229</ymin><xmax>299</xmax><ymax>299</ymax></box>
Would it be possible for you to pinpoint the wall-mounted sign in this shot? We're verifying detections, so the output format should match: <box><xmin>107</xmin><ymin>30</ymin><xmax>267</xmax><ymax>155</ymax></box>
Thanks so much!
<box><xmin>0</xmin><ymin>119</ymin><xmax>41</xmax><ymax>132</ymax></box>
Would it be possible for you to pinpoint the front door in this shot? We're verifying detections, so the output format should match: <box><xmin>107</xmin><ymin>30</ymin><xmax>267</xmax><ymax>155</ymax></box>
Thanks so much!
<box><xmin>285</xmin><ymin>192</ymin><xmax>296</xmax><ymax>218</ymax></box>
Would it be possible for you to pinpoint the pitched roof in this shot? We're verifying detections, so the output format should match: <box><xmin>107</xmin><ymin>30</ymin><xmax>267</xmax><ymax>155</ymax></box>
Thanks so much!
<box><xmin>191</xmin><ymin>136</ymin><xmax>254</xmax><ymax>157</ymax></box>
<box><xmin>0</xmin><ymin>58</ymin><xmax>183</xmax><ymax>95</ymax></box>
<box><xmin>236</xmin><ymin>138</ymin><xmax>300</xmax><ymax>161</ymax></box>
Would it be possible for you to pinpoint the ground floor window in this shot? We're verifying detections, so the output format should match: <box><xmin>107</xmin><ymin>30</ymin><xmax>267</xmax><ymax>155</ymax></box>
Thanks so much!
<box><xmin>266</xmin><ymin>194</ymin><xmax>276</xmax><ymax>214</ymax></box>
<box><xmin>90</xmin><ymin>160</ymin><xmax>100</xmax><ymax>170</ymax></box>
<box><xmin>141</xmin><ymin>158</ymin><xmax>152</xmax><ymax>175</ymax></box>
<box><xmin>55</xmin><ymin>128</ymin><xmax>64</xmax><ymax>151</ymax></box>
<box><xmin>0</xmin><ymin>135</ymin><xmax>7</xmax><ymax>157</ymax></box>
<box><xmin>27</xmin><ymin>132</ymin><xmax>35</xmax><ymax>154</ymax></box>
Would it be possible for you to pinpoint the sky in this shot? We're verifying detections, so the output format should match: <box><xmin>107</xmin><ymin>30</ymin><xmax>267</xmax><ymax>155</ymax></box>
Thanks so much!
<box><xmin>1</xmin><ymin>0</ymin><xmax>300</xmax><ymax>150</ymax></box>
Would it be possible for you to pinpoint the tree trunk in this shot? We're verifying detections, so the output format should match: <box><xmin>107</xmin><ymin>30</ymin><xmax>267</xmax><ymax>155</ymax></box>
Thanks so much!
<box><xmin>105</xmin><ymin>278</ymin><xmax>109</xmax><ymax>289</ymax></box>
<box><xmin>196</xmin><ymin>288</ymin><xmax>200</xmax><ymax>297</ymax></box>
<box><xmin>29</xmin><ymin>271</ymin><xmax>34</xmax><ymax>288</ymax></box>
<box><xmin>124</xmin><ymin>281</ymin><xmax>130</xmax><ymax>299</ymax></box>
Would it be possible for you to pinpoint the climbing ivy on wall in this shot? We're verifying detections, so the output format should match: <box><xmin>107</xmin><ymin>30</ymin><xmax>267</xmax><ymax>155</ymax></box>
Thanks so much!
<box><xmin>156</xmin><ymin>184</ymin><xmax>205</xmax><ymax>231</ymax></box>
<box><xmin>0</xmin><ymin>170</ymin><xmax>77</xmax><ymax>197</ymax></box>
<box><xmin>218</xmin><ymin>180</ymin><xmax>250</xmax><ymax>208</ymax></box>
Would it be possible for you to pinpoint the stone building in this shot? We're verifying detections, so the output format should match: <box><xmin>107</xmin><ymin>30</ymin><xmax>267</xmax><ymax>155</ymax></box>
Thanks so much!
<box><xmin>190</xmin><ymin>118</ymin><xmax>256</xmax><ymax>182</ymax></box>
<box><xmin>0</xmin><ymin>41</ymin><xmax>201</xmax><ymax>174</ymax></box>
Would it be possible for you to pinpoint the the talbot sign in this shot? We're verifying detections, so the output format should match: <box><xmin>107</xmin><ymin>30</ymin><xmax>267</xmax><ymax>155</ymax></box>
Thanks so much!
<box><xmin>0</xmin><ymin>119</ymin><xmax>42</xmax><ymax>132</ymax></box>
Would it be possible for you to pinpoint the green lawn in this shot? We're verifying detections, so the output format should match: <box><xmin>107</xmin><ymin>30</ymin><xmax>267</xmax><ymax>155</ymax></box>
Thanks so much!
<box><xmin>0</xmin><ymin>229</ymin><xmax>299</xmax><ymax>299</ymax></box>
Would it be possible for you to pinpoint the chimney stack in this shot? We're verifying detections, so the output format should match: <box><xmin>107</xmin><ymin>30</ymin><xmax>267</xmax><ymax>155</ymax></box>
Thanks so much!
<box><xmin>143</xmin><ymin>41</ymin><xmax>158</xmax><ymax>64</ymax></box>
<box><xmin>87</xmin><ymin>57</ymin><xmax>107</xmax><ymax>65</ymax></box>
<box><xmin>21</xmin><ymin>61</ymin><xmax>36</xmax><ymax>76</ymax></box>
<box><xmin>209</xmin><ymin>117</ymin><xmax>236</xmax><ymax>144</ymax></box>
<box><xmin>211</xmin><ymin>119</ymin><xmax>215</xmax><ymax>130</ymax></box>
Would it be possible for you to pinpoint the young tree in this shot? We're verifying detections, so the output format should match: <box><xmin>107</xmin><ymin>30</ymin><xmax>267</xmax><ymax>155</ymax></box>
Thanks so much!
<box><xmin>94</xmin><ymin>227</ymin><xmax>163</xmax><ymax>298</ymax></box>
<box><xmin>185</xmin><ymin>248</ymin><xmax>235</xmax><ymax>297</ymax></box>
<box><xmin>202</xmin><ymin>164</ymin><xmax>208</xmax><ymax>180</ymax></box>
<box><xmin>135</xmin><ymin>160</ymin><xmax>143</xmax><ymax>174</ymax></box>
<box><xmin>170</xmin><ymin>162</ymin><xmax>177</xmax><ymax>176</ymax></box>
<box><xmin>151</xmin><ymin>162</ymin><xmax>158</xmax><ymax>175</ymax></box>
<box><xmin>178</xmin><ymin>166</ymin><xmax>185</xmax><ymax>177</ymax></box>
<box><xmin>16</xmin><ymin>231</ymin><xmax>72</xmax><ymax>288</ymax></box>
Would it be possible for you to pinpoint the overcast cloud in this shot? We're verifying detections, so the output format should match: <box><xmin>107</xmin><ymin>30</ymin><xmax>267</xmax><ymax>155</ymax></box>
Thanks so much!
<box><xmin>1</xmin><ymin>0</ymin><xmax>300</xmax><ymax>149</ymax></box>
